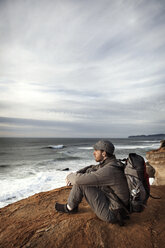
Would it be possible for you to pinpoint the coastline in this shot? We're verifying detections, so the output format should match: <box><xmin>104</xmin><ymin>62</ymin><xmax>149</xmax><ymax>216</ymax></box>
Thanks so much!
<box><xmin>0</xmin><ymin>137</ymin><xmax>160</xmax><ymax>208</ymax></box>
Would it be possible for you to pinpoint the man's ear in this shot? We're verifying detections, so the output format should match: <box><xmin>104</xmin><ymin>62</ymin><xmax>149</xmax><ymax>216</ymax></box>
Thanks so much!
<box><xmin>102</xmin><ymin>151</ymin><xmax>107</xmax><ymax>158</ymax></box>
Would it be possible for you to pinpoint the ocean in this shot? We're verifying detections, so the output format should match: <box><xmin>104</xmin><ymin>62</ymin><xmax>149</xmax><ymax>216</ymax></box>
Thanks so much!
<box><xmin>0</xmin><ymin>137</ymin><xmax>160</xmax><ymax>208</ymax></box>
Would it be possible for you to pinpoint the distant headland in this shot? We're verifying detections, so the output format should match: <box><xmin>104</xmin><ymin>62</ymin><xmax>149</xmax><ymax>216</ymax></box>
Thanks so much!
<box><xmin>128</xmin><ymin>134</ymin><xmax>165</xmax><ymax>139</ymax></box>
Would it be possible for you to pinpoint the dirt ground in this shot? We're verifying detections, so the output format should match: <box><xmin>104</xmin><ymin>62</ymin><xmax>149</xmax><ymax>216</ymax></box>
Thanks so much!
<box><xmin>0</xmin><ymin>185</ymin><xmax>165</xmax><ymax>248</ymax></box>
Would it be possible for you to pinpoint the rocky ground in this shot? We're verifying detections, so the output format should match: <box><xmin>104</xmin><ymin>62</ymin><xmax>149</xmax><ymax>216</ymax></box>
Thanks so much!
<box><xmin>0</xmin><ymin>185</ymin><xmax>165</xmax><ymax>248</ymax></box>
<box><xmin>146</xmin><ymin>141</ymin><xmax>165</xmax><ymax>185</ymax></box>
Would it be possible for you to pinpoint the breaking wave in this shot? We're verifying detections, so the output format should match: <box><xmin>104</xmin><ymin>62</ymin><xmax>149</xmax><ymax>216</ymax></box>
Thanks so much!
<box><xmin>44</xmin><ymin>144</ymin><xmax>65</xmax><ymax>149</ymax></box>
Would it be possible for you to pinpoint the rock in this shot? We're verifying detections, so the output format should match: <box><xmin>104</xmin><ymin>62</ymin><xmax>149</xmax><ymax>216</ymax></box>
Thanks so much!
<box><xmin>0</xmin><ymin>186</ymin><xmax>165</xmax><ymax>248</ymax></box>
<box><xmin>145</xmin><ymin>162</ymin><xmax>155</xmax><ymax>178</ymax></box>
<box><xmin>160</xmin><ymin>140</ymin><xmax>165</xmax><ymax>149</ymax></box>
<box><xmin>146</xmin><ymin>140</ymin><xmax>165</xmax><ymax>185</ymax></box>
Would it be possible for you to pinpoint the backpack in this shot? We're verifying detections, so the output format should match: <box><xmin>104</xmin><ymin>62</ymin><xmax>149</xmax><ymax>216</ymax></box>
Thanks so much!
<box><xmin>118</xmin><ymin>153</ymin><xmax>150</xmax><ymax>213</ymax></box>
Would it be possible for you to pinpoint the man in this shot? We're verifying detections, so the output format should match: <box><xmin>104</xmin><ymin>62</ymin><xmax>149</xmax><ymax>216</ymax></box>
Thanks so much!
<box><xmin>55</xmin><ymin>140</ymin><xmax>129</xmax><ymax>225</ymax></box>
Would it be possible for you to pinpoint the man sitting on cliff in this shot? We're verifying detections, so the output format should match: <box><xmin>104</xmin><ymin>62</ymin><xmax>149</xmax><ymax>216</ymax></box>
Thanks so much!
<box><xmin>55</xmin><ymin>140</ymin><xmax>129</xmax><ymax>225</ymax></box>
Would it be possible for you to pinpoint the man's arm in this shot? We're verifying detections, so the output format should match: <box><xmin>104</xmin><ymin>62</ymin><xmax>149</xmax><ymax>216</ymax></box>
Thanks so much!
<box><xmin>76</xmin><ymin>164</ymin><xmax>98</xmax><ymax>174</ymax></box>
<box><xmin>76</xmin><ymin>165</ymin><xmax>93</xmax><ymax>174</ymax></box>
<box><xmin>66</xmin><ymin>164</ymin><xmax>99</xmax><ymax>185</ymax></box>
<box><xmin>67</xmin><ymin>165</ymin><xmax>113</xmax><ymax>186</ymax></box>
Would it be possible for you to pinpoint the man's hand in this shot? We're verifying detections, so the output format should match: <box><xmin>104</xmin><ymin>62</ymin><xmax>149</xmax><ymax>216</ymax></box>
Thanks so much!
<box><xmin>65</xmin><ymin>173</ymin><xmax>74</xmax><ymax>186</ymax></box>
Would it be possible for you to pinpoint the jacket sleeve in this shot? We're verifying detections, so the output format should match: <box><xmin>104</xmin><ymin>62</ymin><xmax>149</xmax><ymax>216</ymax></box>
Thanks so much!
<box><xmin>67</xmin><ymin>166</ymin><xmax>113</xmax><ymax>186</ymax></box>
<box><xmin>76</xmin><ymin>165</ymin><xmax>93</xmax><ymax>174</ymax></box>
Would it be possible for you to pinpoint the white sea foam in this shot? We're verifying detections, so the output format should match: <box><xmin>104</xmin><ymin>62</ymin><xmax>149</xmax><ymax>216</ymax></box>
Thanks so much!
<box><xmin>134</xmin><ymin>141</ymin><xmax>160</xmax><ymax>143</ymax></box>
<box><xmin>47</xmin><ymin>144</ymin><xmax>64</xmax><ymax>149</ymax></box>
<box><xmin>0</xmin><ymin>158</ymin><xmax>94</xmax><ymax>208</ymax></box>
<box><xmin>115</xmin><ymin>143</ymin><xmax>160</xmax><ymax>150</ymax></box>
<box><xmin>0</xmin><ymin>170</ymin><xmax>71</xmax><ymax>208</ymax></box>
<box><xmin>78</xmin><ymin>147</ymin><xmax>93</xmax><ymax>150</ymax></box>
<box><xmin>149</xmin><ymin>178</ymin><xmax>155</xmax><ymax>185</ymax></box>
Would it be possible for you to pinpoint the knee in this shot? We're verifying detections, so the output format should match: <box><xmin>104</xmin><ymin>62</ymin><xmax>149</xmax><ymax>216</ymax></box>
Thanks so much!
<box><xmin>74</xmin><ymin>184</ymin><xmax>88</xmax><ymax>193</ymax></box>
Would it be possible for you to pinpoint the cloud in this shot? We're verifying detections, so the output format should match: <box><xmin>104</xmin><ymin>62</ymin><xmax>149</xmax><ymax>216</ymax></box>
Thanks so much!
<box><xmin>0</xmin><ymin>0</ymin><xmax>165</xmax><ymax>137</ymax></box>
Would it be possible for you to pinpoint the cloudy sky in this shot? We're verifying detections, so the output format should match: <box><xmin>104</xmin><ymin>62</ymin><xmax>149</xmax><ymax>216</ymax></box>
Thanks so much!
<box><xmin>0</xmin><ymin>0</ymin><xmax>165</xmax><ymax>138</ymax></box>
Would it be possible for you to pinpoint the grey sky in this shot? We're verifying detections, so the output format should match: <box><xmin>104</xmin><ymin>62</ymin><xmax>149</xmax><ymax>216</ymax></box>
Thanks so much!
<box><xmin>0</xmin><ymin>0</ymin><xmax>165</xmax><ymax>137</ymax></box>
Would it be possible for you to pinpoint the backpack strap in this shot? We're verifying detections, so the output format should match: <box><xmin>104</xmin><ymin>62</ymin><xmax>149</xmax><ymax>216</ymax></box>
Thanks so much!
<box><xmin>149</xmin><ymin>194</ymin><xmax>161</xmax><ymax>199</ymax></box>
<box><xmin>125</xmin><ymin>167</ymin><xmax>139</xmax><ymax>178</ymax></box>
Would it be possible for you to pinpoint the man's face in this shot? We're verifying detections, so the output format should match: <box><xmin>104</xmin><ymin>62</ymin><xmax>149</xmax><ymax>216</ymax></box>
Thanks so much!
<box><xmin>93</xmin><ymin>149</ymin><xmax>104</xmax><ymax>162</ymax></box>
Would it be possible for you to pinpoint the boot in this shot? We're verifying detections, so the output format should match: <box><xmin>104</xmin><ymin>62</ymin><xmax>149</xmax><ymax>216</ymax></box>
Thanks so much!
<box><xmin>55</xmin><ymin>203</ymin><xmax>78</xmax><ymax>214</ymax></box>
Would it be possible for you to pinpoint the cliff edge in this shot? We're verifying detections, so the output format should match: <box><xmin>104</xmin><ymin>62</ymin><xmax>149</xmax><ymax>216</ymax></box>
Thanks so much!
<box><xmin>0</xmin><ymin>186</ymin><xmax>165</xmax><ymax>248</ymax></box>
<box><xmin>146</xmin><ymin>140</ymin><xmax>165</xmax><ymax>185</ymax></box>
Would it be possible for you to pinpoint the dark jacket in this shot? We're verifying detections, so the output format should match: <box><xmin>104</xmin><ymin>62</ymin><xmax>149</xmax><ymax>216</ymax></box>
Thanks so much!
<box><xmin>67</xmin><ymin>156</ymin><xmax>129</xmax><ymax>210</ymax></box>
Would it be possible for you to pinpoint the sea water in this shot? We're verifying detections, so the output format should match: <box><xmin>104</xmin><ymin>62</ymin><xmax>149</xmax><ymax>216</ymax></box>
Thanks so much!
<box><xmin>0</xmin><ymin>137</ymin><xmax>160</xmax><ymax>208</ymax></box>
